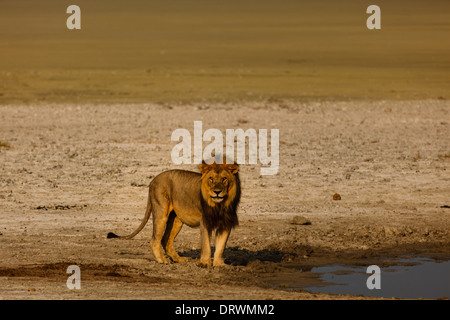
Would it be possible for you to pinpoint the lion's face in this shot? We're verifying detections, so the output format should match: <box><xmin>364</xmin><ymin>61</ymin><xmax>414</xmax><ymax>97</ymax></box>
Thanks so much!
<box><xmin>200</xmin><ymin>162</ymin><xmax>239</xmax><ymax>207</ymax></box>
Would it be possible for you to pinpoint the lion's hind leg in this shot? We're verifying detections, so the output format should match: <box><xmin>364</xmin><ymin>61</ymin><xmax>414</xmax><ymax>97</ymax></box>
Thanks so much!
<box><xmin>162</xmin><ymin>211</ymin><xmax>187</xmax><ymax>263</ymax></box>
<box><xmin>150</xmin><ymin>199</ymin><xmax>171</xmax><ymax>264</ymax></box>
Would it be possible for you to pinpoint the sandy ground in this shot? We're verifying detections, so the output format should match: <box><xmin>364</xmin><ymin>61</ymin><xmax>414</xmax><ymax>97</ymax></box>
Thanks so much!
<box><xmin>0</xmin><ymin>100</ymin><xmax>449</xmax><ymax>300</ymax></box>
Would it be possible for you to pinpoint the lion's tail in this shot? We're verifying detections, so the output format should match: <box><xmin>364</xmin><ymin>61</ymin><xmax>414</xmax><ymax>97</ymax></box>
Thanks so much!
<box><xmin>107</xmin><ymin>196</ymin><xmax>152</xmax><ymax>240</ymax></box>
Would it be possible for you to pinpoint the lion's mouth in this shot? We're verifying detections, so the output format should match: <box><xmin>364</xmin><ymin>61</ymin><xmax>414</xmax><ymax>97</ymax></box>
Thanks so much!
<box><xmin>211</xmin><ymin>195</ymin><xmax>225</xmax><ymax>203</ymax></box>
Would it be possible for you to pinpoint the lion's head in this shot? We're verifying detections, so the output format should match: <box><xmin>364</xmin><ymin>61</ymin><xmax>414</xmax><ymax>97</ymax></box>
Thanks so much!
<box><xmin>199</xmin><ymin>160</ymin><xmax>241</xmax><ymax>233</ymax></box>
<box><xmin>199</xmin><ymin>161</ymin><xmax>239</xmax><ymax>207</ymax></box>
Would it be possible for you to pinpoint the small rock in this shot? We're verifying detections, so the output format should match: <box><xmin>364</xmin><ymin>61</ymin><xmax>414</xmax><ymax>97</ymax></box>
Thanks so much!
<box><xmin>290</xmin><ymin>216</ymin><xmax>311</xmax><ymax>225</ymax></box>
<box><xmin>333</xmin><ymin>193</ymin><xmax>341</xmax><ymax>200</ymax></box>
<box><xmin>131</xmin><ymin>181</ymin><xmax>148</xmax><ymax>187</ymax></box>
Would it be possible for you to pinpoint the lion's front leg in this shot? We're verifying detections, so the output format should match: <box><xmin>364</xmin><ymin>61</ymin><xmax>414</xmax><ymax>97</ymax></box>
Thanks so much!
<box><xmin>199</xmin><ymin>220</ymin><xmax>212</xmax><ymax>268</ymax></box>
<box><xmin>213</xmin><ymin>229</ymin><xmax>230</xmax><ymax>267</ymax></box>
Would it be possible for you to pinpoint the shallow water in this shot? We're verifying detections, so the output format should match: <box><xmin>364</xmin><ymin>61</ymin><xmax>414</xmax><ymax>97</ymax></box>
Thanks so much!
<box><xmin>302</xmin><ymin>258</ymin><xmax>450</xmax><ymax>299</ymax></box>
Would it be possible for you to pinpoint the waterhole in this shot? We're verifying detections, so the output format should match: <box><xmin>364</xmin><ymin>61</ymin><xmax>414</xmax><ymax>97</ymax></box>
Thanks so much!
<box><xmin>300</xmin><ymin>258</ymin><xmax>450</xmax><ymax>299</ymax></box>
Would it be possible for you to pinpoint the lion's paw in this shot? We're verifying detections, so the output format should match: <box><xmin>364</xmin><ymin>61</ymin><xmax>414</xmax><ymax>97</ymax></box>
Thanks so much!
<box><xmin>197</xmin><ymin>259</ymin><xmax>211</xmax><ymax>268</ymax></box>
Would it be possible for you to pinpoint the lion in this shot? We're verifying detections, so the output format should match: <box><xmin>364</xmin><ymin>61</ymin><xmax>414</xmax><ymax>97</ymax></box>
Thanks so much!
<box><xmin>107</xmin><ymin>160</ymin><xmax>241</xmax><ymax>268</ymax></box>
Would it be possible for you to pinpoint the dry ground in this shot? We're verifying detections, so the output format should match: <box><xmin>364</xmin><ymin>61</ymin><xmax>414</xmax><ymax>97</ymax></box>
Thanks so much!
<box><xmin>1</xmin><ymin>100</ymin><xmax>449</xmax><ymax>299</ymax></box>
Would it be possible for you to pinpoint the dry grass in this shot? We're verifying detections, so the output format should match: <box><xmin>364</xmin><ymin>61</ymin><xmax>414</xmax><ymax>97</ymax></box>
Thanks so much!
<box><xmin>0</xmin><ymin>0</ymin><xmax>449</xmax><ymax>104</ymax></box>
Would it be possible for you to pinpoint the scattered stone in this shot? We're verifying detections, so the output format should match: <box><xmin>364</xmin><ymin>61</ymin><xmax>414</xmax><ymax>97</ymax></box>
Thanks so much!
<box><xmin>131</xmin><ymin>181</ymin><xmax>147</xmax><ymax>187</ymax></box>
<box><xmin>0</xmin><ymin>141</ymin><xmax>11</xmax><ymax>150</ymax></box>
<box><xmin>35</xmin><ymin>204</ymin><xmax>87</xmax><ymax>211</ymax></box>
<box><xmin>333</xmin><ymin>193</ymin><xmax>341</xmax><ymax>200</ymax></box>
<box><xmin>290</xmin><ymin>216</ymin><xmax>311</xmax><ymax>225</ymax></box>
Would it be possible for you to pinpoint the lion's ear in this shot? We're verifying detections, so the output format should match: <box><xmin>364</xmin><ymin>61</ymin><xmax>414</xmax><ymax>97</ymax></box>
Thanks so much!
<box><xmin>226</xmin><ymin>164</ymin><xmax>239</xmax><ymax>175</ymax></box>
<box><xmin>199</xmin><ymin>163</ymin><xmax>211</xmax><ymax>175</ymax></box>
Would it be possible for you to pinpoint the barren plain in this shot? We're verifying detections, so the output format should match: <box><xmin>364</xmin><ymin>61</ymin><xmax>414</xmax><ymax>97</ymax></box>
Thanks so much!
<box><xmin>1</xmin><ymin>0</ymin><xmax>449</xmax><ymax>300</ymax></box>
<box><xmin>1</xmin><ymin>100</ymin><xmax>449</xmax><ymax>299</ymax></box>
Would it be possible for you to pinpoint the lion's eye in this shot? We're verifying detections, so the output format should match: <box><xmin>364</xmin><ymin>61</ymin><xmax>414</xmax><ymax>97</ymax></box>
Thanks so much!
<box><xmin>208</xmin><ymin>177</ymin><xmax>213</xmax><ymax>183</ymax></box>
<box><xmin>222</xmin><ymin>178</ymin><xmax>228</xmax><ymax>182</ymax></box>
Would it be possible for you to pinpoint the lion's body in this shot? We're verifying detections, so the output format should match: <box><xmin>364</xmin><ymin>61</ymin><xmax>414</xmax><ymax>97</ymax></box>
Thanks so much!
<box><xmin>108</xmin><ymin>163</ymin><xmax>240</xmax><ymax>267</ymax></box>
<box><xmin>151</xmin><ymin>170</ymin><xmax>203</xmax><ymax>228</ymax></box>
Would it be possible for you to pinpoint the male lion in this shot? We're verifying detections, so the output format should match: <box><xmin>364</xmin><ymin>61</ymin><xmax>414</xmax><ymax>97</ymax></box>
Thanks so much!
<box><xmin>107</xmin><ymin>161</ymin><xmax>241</xmax><ymax>268</ymax></box>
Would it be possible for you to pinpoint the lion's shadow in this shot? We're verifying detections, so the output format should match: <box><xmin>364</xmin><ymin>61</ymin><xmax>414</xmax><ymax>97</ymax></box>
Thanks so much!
<box><xmin>179</xmin><ymin>246</ymin><xmax>286</xmax><ymax>266</ymax></box>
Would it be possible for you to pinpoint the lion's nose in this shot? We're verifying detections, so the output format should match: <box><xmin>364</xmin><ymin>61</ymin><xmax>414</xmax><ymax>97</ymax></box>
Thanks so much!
<box><xmin>213</xmin><ymin>190</ymin><xmax>221</xmax><ymax>196</ymax></box>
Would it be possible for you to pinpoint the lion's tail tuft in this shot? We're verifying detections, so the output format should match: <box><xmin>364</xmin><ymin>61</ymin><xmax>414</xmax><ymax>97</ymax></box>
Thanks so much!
<box><xmin>106</xmin><ymin>232</ymin><xmax>120</xmax><ymax>239</ymax></box>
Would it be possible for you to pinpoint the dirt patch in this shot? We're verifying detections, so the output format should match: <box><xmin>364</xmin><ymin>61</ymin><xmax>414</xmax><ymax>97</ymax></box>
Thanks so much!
<box><xmin>0</xmin><ymin>263</ymin><xmax>169</xmax><ymax>284</ymax></box>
